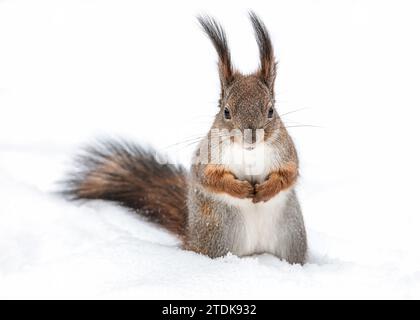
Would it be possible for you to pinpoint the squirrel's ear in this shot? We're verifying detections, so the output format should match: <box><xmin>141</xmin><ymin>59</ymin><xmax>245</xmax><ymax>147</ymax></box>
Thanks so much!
<box><xmin>249</xmin><ymin>12</ymin><xmax>277</xmax><ymax>94</ymax></box>
<box><xmin>198</xmin><ymin>15</ymin><xmax>234</xmax><ymax>96</ymax></box>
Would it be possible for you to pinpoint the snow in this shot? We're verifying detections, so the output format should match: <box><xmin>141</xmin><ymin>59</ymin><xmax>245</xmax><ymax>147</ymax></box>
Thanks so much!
<box><xmin>1</xmin><ymin>0</ymin><xmax>420</xmax><ymax>299</ymax></box>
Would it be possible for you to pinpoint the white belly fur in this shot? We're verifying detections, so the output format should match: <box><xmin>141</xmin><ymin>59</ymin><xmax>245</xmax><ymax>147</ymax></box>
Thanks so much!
<box><xmin>216</xmin><ymin>142</ymin><xmax>291</xmax><ymax>256</ymax></box>
<box><xmin>214</xmin><ymin>190</ymin><xmax>291</xmax><ymax>256</ymax></box>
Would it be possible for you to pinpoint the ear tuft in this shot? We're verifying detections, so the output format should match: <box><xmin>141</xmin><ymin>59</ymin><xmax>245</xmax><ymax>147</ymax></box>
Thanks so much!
<box><xmin>197</xmin><ymin>15</ymin><xmax>234</xmax><ymax>91</ymax></box>
<box><xmin>249</xmin><ymin>11</ymin><xmax>276</xmax><ymax>93</ymax></box>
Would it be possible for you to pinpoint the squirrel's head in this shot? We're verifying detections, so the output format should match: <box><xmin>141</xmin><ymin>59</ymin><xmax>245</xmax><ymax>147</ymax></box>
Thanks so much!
<box><xmin>198</xmin><ymin>12</ymin><xmax>282</xmax><ymax>147</ymax></box>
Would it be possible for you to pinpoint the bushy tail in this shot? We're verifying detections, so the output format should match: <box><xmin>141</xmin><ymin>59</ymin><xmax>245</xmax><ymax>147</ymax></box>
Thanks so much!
<box><xmin>63</xmin><ymin>140</ymin><xmax>188</xmax><ymax>237</ymax></box>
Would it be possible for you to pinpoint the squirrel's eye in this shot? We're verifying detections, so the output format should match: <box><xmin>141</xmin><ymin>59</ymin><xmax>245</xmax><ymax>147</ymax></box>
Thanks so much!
<box><xmin>268</xmin><ymin>107</ymin><xmax>274</xmax><ymax>118</ymax></box>
<box><xmin>224</xmin><ymin>107</ymin><xmax>231</xmax><ymax>120</ymax></box>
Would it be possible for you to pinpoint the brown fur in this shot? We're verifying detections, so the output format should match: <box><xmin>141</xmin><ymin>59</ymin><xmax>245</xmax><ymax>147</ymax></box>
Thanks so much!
<box><xmin>253</xmin><ymin>162</ymin><xmax>298</xmax><ymax>203</ymax></box>
<box><xmin>200</xmin><ymin>202</ymin><xmax>212</xmax><ymax>216</ymax></box>
<box><xmin>202</xmin><ymin>165</ymin><xmax>254</xmax><ymax>199</ymax></box>
<box><xmin>64</xmin><ymin>140</ymin><xmax>188</xmax><ymax>236</ymax></box>
<box><xmin>249</xmin><ymin>11</ymin><xmax>276</xmax><ymax>92</ymax></box>
<box><xmin>197</xmin><ymin>15</ymin><xmax>234</xmax><ymax>93</ymax></box>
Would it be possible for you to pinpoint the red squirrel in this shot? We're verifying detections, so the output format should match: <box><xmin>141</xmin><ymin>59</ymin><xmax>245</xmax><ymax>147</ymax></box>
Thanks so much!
<box><xmin>64</xmin><ymin>12</ymin><xmax>307</xmax><ymax>264</ymax></box>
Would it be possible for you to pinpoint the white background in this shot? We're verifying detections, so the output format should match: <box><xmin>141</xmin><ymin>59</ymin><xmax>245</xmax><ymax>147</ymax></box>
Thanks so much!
<box><xmin>1</xmin><ymin>0</ymin><xmax>420</xmax><ymax>298</ymax></box>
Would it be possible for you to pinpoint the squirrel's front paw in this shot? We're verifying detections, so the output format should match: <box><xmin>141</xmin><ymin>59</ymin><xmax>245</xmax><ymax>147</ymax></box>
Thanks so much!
<box><xmin>252</xmin><ymin>180</ymin><xmax>280</xmax><ymax>203</ymax></box>
<box><xmin>228</xmin><ymin>179</ymin><xmax>254</xmax><ymax>199</ymax></box>
<box><xmin>253</xmin><ymin>163</ymin><xmax>298</xmax><ymax>203</ymax></box>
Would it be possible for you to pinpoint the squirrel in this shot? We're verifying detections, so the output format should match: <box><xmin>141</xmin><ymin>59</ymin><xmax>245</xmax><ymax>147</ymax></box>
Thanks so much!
<box><xmin>64</xmin><ymin>12</ymin><xmax>307</xmax><ymax>265</ymax></box>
